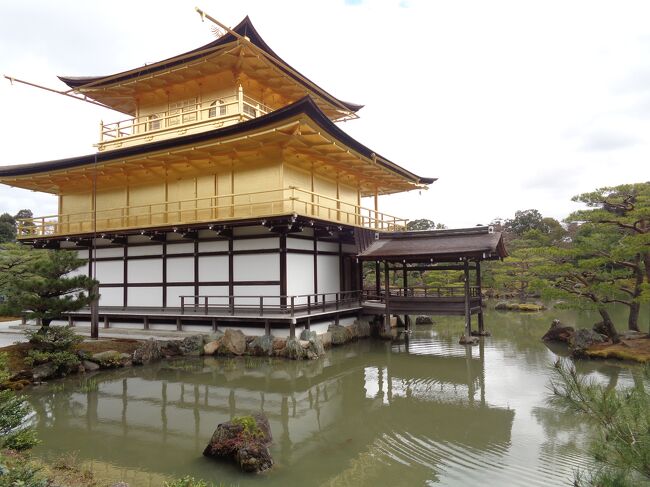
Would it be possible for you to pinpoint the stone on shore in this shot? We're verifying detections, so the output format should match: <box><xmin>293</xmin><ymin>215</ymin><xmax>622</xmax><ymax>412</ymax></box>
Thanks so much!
<box><xmin>283</xmin><ymin>337</ymin><xmax>306</xmax><ymax>360</ymax></box>
<box><xmin>542</xmin><ymin>319</ymin><xmax>575</xmax><ymax>343</ymax></box>
<box><xmin>221</xmin><ymin>329</ymin><xmax>247</xmax><ymax>355</ymax></box>
<box><xmin>82</xmin><ymin>360</ymin><xmax>100</xmax><ymax>372</ymax></box>
<box><xmin>248</xmin><ymin>335</ymin><xmax>274</xmax><ymax>356</ymax></box>
<box><xmin>203</xmin><ymin>413</ymin><xmax>273</xmax><ymax>473</ymax></box>
<box><xmin>132</xmin><ymin>339</ymin><xmax>163</xmax><ymax>365</ymax></box>
<box><xmin>328</xmin><ymin>324</ymin><xmax>352</xmax><ymax>345</ymax></box>
<box><xmin>31</xmin><ymin>362</ymin><xmax>58</xmax><ymax>381</ymax></box>
<box><xmin>203</xmin><ymin>339</ymin><xmax>221</xmax><ymax>355</ymax></box>
<box><xmin>180</xmin><ymin>335</ymin><xmax>204</xmax><ymax>356</ymax></box>
<box><xmin>319</xmin><ymin>332</ymin><xmax>332</xmax><ymax>349</ymax></box>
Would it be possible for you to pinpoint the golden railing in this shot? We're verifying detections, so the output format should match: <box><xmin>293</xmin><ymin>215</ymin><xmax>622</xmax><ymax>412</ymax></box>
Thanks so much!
<box><xmin>99</xmin><ymin>90</ymin><xmax>272</xmax><ymax>143</ymax></box>
<box><xmin>16</xmin><ymin>187</ymin><xmax>407</xmax><ymax>238</ymax></box>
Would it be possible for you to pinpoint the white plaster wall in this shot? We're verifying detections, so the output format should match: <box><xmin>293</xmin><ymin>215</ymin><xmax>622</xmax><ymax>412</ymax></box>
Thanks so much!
<box><xmin>128</xmin><ymin>259</ymin><xmax>162</xmax><ymax>283</ymax></box>
<box><xmin>76</xmin><ymin>249</ymin><xmax>89</xmax><ymax>259</ymax></box>
<box><xmin>95</xmin><ymin>261</ymin><xmax>124</xmax><ymax>284</ymax></box>
<box><xmin>68</xmin><ymin>262</ymin><xmax>88</xmax><ymax>278</ymax></box>
<box><xmin>95</xmin><ymin>247</ymin><xmax>124</xmax><ymax>258</ymax></box>
<box><xmin>233</xmin><ymin>285</ymin><xmax>280</xmax><ymax>305</ymax></box>
<box><xmin>287</xmin><ymin>253</ymin><xmax>314</xmax><ymax>304</ymax></box>
<box><xmin>166</xmin><ymin>286</ymin><xmax>195</xmax><ymax>307</ymax></box>
<box><xmin>198</xmin><ymin>255</ymin><xmax>228</xmax><ymax>281</ymax></box>
<box><xmin>127</xmin><ymin>287</ymin><xmax>162</xmax><ymax>307</ymax></box>
<box><xmin>317</xmin><ymin>241</ymin><xmax>339</xmax><ymax>252</ymax></box>
<box><xmin>198</xmin><ymin>286</ymin><xmax>229</xmax><ymax>305</ymax></box>
<box><xmin>233</xmin><ymin>237</ymin><xmax>279</xmax><ymax>251</ymax></box>
<box><xmin>167</xmin><ymin>257</ymin><xmax>194</xmax><ymax>282</ymax></box>
<box><xmin>287</xmin><ymin>237</ymin><xmax>313</xmax><ymax>251</ymax></box>
<box><xmin>199</xmin><ymin>241</ymin><xmax>228</xmax><ymax>252</ymax></box>
<box><xmin>98</xmin><ymin>287</ymin><xmax>124</xmax><ymax>307</ymax></box>
<box><xmin>233</xmin><ymin>254</ymin><xmax>279</xmax><ymax>281</ymax></box>
<box><xmin>317</xmin><ymin>255</ymin><xmax>340</xmax><ymax>294</ymax></box>
<box><xmin>129</xmin><ymin>245</ymin><xmax>162</xmax><ymax>256</ymax></box>
<box><xmin>167</xmin><ymin>242</ymin><xmax>194</xmax><ymax>254</ymax></box>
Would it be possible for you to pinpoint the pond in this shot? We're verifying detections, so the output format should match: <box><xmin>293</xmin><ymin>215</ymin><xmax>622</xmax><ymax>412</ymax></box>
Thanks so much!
<box><xmin>23</xmin><ymin>306</ymin><xmax>648</xmax><ymax>486</ymax></box>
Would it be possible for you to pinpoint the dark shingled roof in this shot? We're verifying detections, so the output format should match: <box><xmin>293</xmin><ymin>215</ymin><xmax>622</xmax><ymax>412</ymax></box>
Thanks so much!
<box><xmin>0</xmin><ymin>97</ymin><xmax>434</xmax><ymax>189</ymax></box>
<box><xmin>358</xmin><ymin>226</ymin><xmax>507</xmax><ymax>262</ymax></box>
<box><xmin>58</xmin><ymin>16</ymin><xmax>363</xmax><ymax>114</ymax></box>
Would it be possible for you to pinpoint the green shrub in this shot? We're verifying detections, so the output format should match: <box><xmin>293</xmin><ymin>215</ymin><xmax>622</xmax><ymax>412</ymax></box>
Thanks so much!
<box><xmin>0</xmin><ymin>454</ymin><xmax>48</xmax><ymax>487</ymax></box>
<box><xmin>3</xmin><ymin>428</ymin><xmax>40</xmax><ymax>451</ymax></box>
<box><xmin>24</xmin><ymin>326</ymin><xmax>82</xmax><ymax>352</ymax></box>
<box><xmin>232</xmin><ymin>415</ymin><xmax>263</xmax><ymax>439</ymax></box>
<box><xmin>24</xmin><ymin>350</ymin><xmax>79</xmax><ymax>375</ymax></box>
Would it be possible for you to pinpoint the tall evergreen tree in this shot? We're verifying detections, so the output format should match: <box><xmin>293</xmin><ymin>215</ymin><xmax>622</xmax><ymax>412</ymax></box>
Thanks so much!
<box><xmin>2</xmin><ymin>250</ymin><xmax>97</xmax><ymax>327</ymax></box>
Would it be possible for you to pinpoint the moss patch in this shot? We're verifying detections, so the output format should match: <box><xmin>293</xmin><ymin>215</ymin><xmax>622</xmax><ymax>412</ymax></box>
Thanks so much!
<box><xmin>586</xmin><ymin>339</ymin><xmax>650</xmax><ymax>363</ymax></box>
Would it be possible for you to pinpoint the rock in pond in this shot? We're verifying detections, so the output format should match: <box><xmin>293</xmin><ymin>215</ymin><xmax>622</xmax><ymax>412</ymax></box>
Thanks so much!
<box><xmin>459</xmin><ymin>335</ymin><xmax>479</xmax><ymax>345</ymax></box>
<box><xmin>82</xmin><ymin>360</ymin><xmax>100</xmax><ymax>372</ymax></box>
<box><xmin>542</xmin><ymin>319</ymin><xmax>575</xmax><ymax>343</ymax></box>
<box><xmin>203</xmin><ymin>413</ymin><xmax>273</xmax><ymax>473</ymax></box>
<box><xmin>328</xmin><ymin>324</ymin><xmax>352</xmax><ymax>345</ymax></box>
<box><xmin>180</xmin><ymin>335</ymin><xmax>204</xmax><ymax>356</ymax></box>
<box><xmin>415</xmin><ymin>315</ymin><xmax>433</xmax><ymax>325</ymax></box>
<box><xmin>569</xmin><ymin>328</ymin><xmax>607</xmax><ymax>357</ymax></box>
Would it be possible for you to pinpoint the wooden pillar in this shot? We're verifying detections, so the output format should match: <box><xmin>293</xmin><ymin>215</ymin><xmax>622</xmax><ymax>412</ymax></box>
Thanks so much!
<box><xmin>211</xmin><ymin>318</ymin><xmax>218</xmax><ymax>332</ymax></box>
<box><xmin>264</xmin><ymin>319</ymin><xmax>271</xmax><ymax>336</ymax></box>
<box><xmin>143</xmin><ymin>316</ymin><xmax>150</xmax><ymax>330</ymax></box>
<box><xmin>384</xmin><ymin>260</ymin><xmax>391</xmax><ymax>329</ymax></box>
<box><xmin>103</xmin><ymin>315</ymin><xmax>109</xmax><ymax>329</ymax></box>
<box><xmin>463</xmin><ymin>259</ymin><xmax>471</xmax><ymax>336</ymax></box>
<box><xmin>375</xmin><ymin>261</ymin><xmax>381</xmax><ymax>298</ymax></box>
<box><xmin>68</xmin><ymin>315</ymin><xmax>74</xmax><ymax>327</ymax></box>
<box><xmin>176</xmin><ymin>317</ymin><xmax>182</xmax><ymax>331</ymax></box>
<box><xmin>403</xmin><ymin>262</ymin><xmax>409</xmax><ymax>331</ymax></box>
<box><xmin>90</xmin><ymin>283</ymin><xmax>99</xmax><ymax>339</ymax></box>
<box><xmin>289</xmin><ymin>319</ymin><xmax>295</xmax><ymax>339</ymax></box>
<box><xmin>476</xmin><ymin>261</ymin><xmax>485</xmax><ymax>334</ymax></box>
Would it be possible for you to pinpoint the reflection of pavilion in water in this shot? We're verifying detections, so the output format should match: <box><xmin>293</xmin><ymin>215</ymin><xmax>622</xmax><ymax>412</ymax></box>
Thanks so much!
<box><xmin>28</xmin><ymin>339</ymin><xmax>514</xmax><ymax>482</ymax></box>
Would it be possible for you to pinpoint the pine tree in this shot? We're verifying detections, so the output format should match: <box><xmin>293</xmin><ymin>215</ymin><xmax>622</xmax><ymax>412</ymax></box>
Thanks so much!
<box><xmin>2</xmin><ymin>250</ymin><xmax>97</xmax><ymax>327</ymax></box>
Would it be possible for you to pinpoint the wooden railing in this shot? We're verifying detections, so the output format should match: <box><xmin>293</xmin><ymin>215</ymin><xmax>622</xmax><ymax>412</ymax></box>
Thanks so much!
<box><xmin>362</xmin><ymin>286</ymin><xmax>480</xmax><ymax>302</ymax></box>
<box><xmin>99</xmin><ymin>89</ymin><xmax>271</xmax><ymax>144</ymax></box>
<box><xmin>16</xmin><ymin>187</ymin><xmax>407</xmax><ymax>238</ymax></box>
<box><xmin>180</xmin><ymin>291</ymin><xmax>363</xmax><ymax>317</ymax></box>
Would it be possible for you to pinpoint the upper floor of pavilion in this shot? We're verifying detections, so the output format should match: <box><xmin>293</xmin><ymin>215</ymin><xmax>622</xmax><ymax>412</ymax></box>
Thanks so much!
<box><xmin>58</xmin><ymin>16</ymin><xmax>363</xmax><ymax>152</ymax></box>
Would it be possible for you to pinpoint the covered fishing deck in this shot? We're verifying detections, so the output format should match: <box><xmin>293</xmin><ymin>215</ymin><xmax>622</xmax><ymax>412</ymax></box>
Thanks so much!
<box><xmin>357</xmin><ymin>226</ymin><xmax>507</xmax><ymax>337</ymax></box>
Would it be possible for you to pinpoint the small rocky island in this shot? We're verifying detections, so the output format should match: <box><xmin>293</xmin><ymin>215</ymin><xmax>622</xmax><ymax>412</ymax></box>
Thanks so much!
<box><xmin>203</xmin><ymin>413</ymin><xmax>273</xmax><ymax>473</ymax></box>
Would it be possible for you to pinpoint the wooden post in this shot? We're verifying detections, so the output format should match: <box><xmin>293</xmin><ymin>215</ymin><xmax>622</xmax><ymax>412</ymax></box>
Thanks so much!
<box><xmin>463</xmin><ymin>259</ymin><xmax>471</xmax><ymax>337</ymax></box>
<box><xmin>384</xmin><ymin>260</ymin><xmax>391</xmax><ymax>330</ymax></box>
<box><xmin>103</xmin><ymin>315</ymin><xmax>109</xmax><ymax>329</ymax></box>
<box><xmin>90</xmin><ymin>283</ymin><xmax>99</xmax><ymax>339</ymax></box>
<box><xmin>176</xmin><ymin>317</ymin><xmax>182</xmax><ymax>331</ymax></box>
<box><xmin>143</xmin><ymin>316</ymin><xmax>150</xmax><ymax>330</ymax></box>
<box><xmin>68</xmin><ymin>315</ymin><xmax>74</xmax><ymax>327</ymax></box>
<box><xmin>212</xmin><ymin>318</ymin><xmax>218</xmax><ymax>332</ymax></box>
<box><xmin>476</xmin><ymin>261</ymin><xmax>485</xmax><ymax>334</ymax></box>
<box><xmin>289</xmin><ymin>319</ymin><xmax>296</xmax><ymax>339</ymax></box>
<box><xmin>375</xmin><ymin>261</ymin><xmax>381</xmax><ymax>298</ymax></box>
<box><xmin>264</xmin><ymin>320</ymin><xmax>271</xmax><ymax>337</ymax></box>
<box><xmin>403</xmin><ymin>261</ymin><xmax>410</xmax><ymax>331</ymax></box>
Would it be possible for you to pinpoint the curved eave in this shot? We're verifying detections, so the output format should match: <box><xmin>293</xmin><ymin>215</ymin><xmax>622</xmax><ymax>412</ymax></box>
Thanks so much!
<box><xmin>0</xmin><ymin>97</ymin><xmax>432</xmax><ymax>193</ymax></box>
<box><xmin>58</xmin><ymin>16</ymin><xmax>363</xmax><ymax>115</ymax></box>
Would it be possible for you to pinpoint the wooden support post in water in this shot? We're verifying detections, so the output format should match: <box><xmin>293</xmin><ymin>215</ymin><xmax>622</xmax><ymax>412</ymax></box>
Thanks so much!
<box><xmin>211</xmin><ymin>318</ymin><xmax>218</xmax><ymax>332</ymax></box>
<box><xmin>463</xmin><ymin>259</ymin><xmax>471</xmax><ymax>337</ymax></box>
<box><xmin>103</xmin><ymin>315</ymin><xmax>109</xmax><ymax>329</ymax></box>
<box><xmin>375</xmin><ymin>261</ymin><xmax>381</xmax><ymax>298</ymax></box>
<box><xmin>176</xmin><ymin>317</ymin><xmax>182</xmax><ymax>331</ymax></box>
<box><xmin>289</xmin><ymin>319</ymin><xmax>296</xmax><ymax>339</ymax></box>
<box><xmin>143</xmin><ymin>316</ymin><xmax>150</xmax><ymax>330</ymax></box>
<box><xmin>305</xmin><ymin>317</ymin><xmax>311</xmax><ymax>330</ymax></box>
<box><xmin>384</xmin><ymin>260</ymin><xmax>391</xmax><ymax>330</ymax></box>
<box><xmin>476</xmin><ymin>260</ymin><xmax>485</xmax><ymax>334</ymax></box>
<box><xmin>264</xmin><ymin>319</ymin><xmax>271</xmax><ymax>336</ymax></box>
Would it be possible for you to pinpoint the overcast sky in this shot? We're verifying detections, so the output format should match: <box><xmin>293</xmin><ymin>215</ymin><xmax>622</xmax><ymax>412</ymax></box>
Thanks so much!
<box><xmin>1</xmin><ymin>0</ymin><xmax>649</xmax><ymax>227</ymax></box>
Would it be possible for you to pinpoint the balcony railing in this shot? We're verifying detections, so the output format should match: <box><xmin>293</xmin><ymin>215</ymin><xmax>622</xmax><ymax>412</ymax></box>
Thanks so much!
<box><xmin>16</xmin><ymin>187</ymin><xmax>407</xmax><ymax>239</ymax></box>
<box><xmin>98</xmin><ymin>88</ymin><xmax>272</xmax><ymax>149</ymax></box>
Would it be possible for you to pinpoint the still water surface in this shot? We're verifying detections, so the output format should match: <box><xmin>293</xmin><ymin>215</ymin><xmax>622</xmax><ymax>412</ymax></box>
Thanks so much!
<box><xmin>24</xmin><ymin>307</ymin><xmax>647</xmax><ymax>486</ymax></box>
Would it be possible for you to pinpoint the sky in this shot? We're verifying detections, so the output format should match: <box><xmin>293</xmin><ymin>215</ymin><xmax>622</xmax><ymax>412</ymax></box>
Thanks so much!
<box><xmin>1</xmin><ymin>0</ymin><xmax>649</xmax><ymax>228</ymax></box>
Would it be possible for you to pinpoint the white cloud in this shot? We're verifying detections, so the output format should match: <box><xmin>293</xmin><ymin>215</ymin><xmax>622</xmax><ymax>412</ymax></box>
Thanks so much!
<box><xmin>1</xmin><ymin>0</ymin><xmax>650</xmax><ymax>227</ymax></box>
